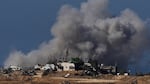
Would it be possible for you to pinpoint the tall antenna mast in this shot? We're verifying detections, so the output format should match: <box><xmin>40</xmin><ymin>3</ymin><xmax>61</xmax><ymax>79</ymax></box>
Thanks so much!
<box><xmin>65</xmin><ymin>47</ymin><xmax>69</xmax><ymax>62</ymax></box>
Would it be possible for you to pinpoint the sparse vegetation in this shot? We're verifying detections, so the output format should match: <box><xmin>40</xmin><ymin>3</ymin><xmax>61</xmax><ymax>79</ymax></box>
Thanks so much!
<box><xmin>71</xmin><ymin>57</ymin><xmax>84</xmax><ymax>70</ymax></box>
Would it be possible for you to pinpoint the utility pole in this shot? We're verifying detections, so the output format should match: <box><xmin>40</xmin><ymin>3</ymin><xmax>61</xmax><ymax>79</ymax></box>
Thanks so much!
<box><xmin>64</xmin><ymin>47</ymin><xmax>69</xmax><ymax>62</ymax></box>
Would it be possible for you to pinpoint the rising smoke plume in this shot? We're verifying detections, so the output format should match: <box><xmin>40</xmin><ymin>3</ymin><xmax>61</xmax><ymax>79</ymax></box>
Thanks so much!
<box><xmin>5</xmin><ymin>0</ymin><xmax>150</xmax><ymax>69</ymax></box>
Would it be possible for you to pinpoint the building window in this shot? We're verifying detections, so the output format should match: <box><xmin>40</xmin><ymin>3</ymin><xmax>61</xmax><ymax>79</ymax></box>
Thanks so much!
<box><xmin>69</xmin><ymin>66</ymin><xmax>75</xmax><ymax>69</ymax></box>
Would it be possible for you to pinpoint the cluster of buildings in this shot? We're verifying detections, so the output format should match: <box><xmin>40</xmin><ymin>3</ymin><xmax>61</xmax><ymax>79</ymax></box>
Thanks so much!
<box><xmin>1</xmin><ymin>48</ymin><xmax>129</xmax><ymax>76</ymax></box>
<box><xmin>0</xmin><ymin>62</ymin><xmax>76</xmax><ymax>76</ymax></box>
<box><xmin>2</xmin><ymin>61</ymin><xmax>122</xmax><ymax>76</ymax></box>
<box><xmin>34</xmin><ymin>62</ymin><xmax>75</xmax><ymax>71</ymax></box>
<box><xmin>0</xmin><ymin>59</ymin><xmax>131</xmax><ymax>77</ymax></box>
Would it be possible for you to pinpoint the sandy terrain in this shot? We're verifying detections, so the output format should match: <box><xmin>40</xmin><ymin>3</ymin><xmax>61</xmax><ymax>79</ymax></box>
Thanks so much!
<box><xmin>0</xmin><ymin>71</ymin><xmax>149</xmax><ymax>84</ymax></box>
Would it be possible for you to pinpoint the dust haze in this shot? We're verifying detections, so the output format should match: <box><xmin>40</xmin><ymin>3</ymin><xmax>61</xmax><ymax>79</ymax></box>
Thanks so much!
<box><xmin>5</xmin><ymin>0</ymin><xmax>150</xmax><ymax>69</ymax></box>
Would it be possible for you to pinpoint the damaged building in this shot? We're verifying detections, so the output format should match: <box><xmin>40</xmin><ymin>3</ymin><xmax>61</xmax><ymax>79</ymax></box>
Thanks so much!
<box><xmin>99</xmin><ymin>64</ymin><xmax>117</xmax><ymax>74</ymax></box>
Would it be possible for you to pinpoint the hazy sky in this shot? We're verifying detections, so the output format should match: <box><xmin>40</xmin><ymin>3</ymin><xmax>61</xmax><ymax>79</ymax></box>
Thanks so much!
<box><xmin>0</xmin><ymin>0</ymin><xmax>149</xmax><ymax>66</ymax></box>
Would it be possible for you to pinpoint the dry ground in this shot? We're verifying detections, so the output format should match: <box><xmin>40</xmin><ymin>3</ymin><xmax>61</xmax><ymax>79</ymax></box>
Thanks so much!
<box><xmin>0</xmin><ymin>71</ymin><xmax>149</xmax><ymax>84</ymax></box>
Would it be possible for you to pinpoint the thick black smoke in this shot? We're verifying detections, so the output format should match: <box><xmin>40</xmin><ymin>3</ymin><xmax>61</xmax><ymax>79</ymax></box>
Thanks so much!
<box><xmin>5</xmin><ymin>0</ymin><xmax>150</xmax><ymax>69</ymax></box>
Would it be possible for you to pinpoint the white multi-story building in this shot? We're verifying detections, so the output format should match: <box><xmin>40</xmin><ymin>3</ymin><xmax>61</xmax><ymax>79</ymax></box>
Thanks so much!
<box><xmin>57</xmin><ymin>62</ymin><xmax>75</xmax><ymax>71</ymax></box>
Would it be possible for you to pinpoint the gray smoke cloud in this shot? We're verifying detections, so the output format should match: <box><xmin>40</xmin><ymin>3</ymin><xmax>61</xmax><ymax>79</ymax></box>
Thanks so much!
<box><xmin>5</xmin><ymin>0</ymin><xmax>150</xmax><ymax>69</ymax></box>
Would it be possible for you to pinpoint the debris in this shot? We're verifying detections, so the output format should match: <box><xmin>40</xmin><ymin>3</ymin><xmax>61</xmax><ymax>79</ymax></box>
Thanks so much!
<box><xmin>22</xmin><ymin>70</ymin><xmax>36</xmax><ymax>76</ymax></box>
<box><xmin>64</xmin><ymin>73</ymin><xmax>70</xmax><ymax>78</ymax></box>
<box><xmin>124</xmin><ymin>73</ymin><xmax>129</xmax><ymax>76</ymax></box>
<box><xmin>42</xmin><ymin>69</ymin><xmax>51</xmax><ymax>76</ymax></box>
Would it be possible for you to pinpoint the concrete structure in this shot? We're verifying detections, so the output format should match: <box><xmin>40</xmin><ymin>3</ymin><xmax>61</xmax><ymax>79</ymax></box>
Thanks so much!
<box><xmin>41</xmin><ymin>64</ymin><xmax>56</xmax><ymax>71</ymax></box>
<box><xmin>34</xmin><ymin>64</ymin><xmax>42</xmax><ymax>70</ymax></box>
<box><xmin>99</xmin><ymin>64</ymin><xmax>117</xmax><ymax>74</ymax></box>
<box><xmin>84</xmin><ymin>63</ymin><xmax>92</xmax><ymax>67</ymax></box>
<box><xmin>9</xmin><ymin>65</ymin><xmax>21</xmax><ymax>71</ymax></box>
<box><xmin>49</xmin><ymin>64</ymin><xmax>56</xmax><ymax>70</ymax></box>
<box><xmin>41</xmin><ymin>64</ymin><xmax>51</xmax><ymax>70</ymax></box>
<box><xmin>57</xmin><ymin>62</ymin><xmax>75</xmax><ymax>71</ymax></box>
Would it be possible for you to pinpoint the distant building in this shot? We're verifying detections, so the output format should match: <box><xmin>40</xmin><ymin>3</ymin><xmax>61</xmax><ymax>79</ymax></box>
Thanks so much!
<box><xmin>41</xmin><ymin>64</ymin><xmax>56</xmax><ymax>71</ymax></box>
<box><xmin>124</xmin><ymin>72</ymin><xmax>129</xmax><ymax>76</ymax></box>
<box><xmin>99</xmin><ymin>64</ymin><xmax>117</xmax><ymax>74</ymax></box>
<box><xmin>57</xmin><ymin>62</ymin><xmax>75</xmax><ymax>71</ymax></box>
<box><xmin>34</xmin><ymin>64</ymin><xmax>42</xmax><ymax>70</ymax></box>
<box><xmin>9</xmin><ymin>65</ymin><xmax>21</xmax><ymax>71</ymax></box>
<box><xmin>84</xmin><ymin>63</ymin><xmax>92</xmax><ymax>67</ymax></box>
<box><xmin>41</xmin><ymin>64</ymin><xmax>51</xmax><ymax>70</ymax></box>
